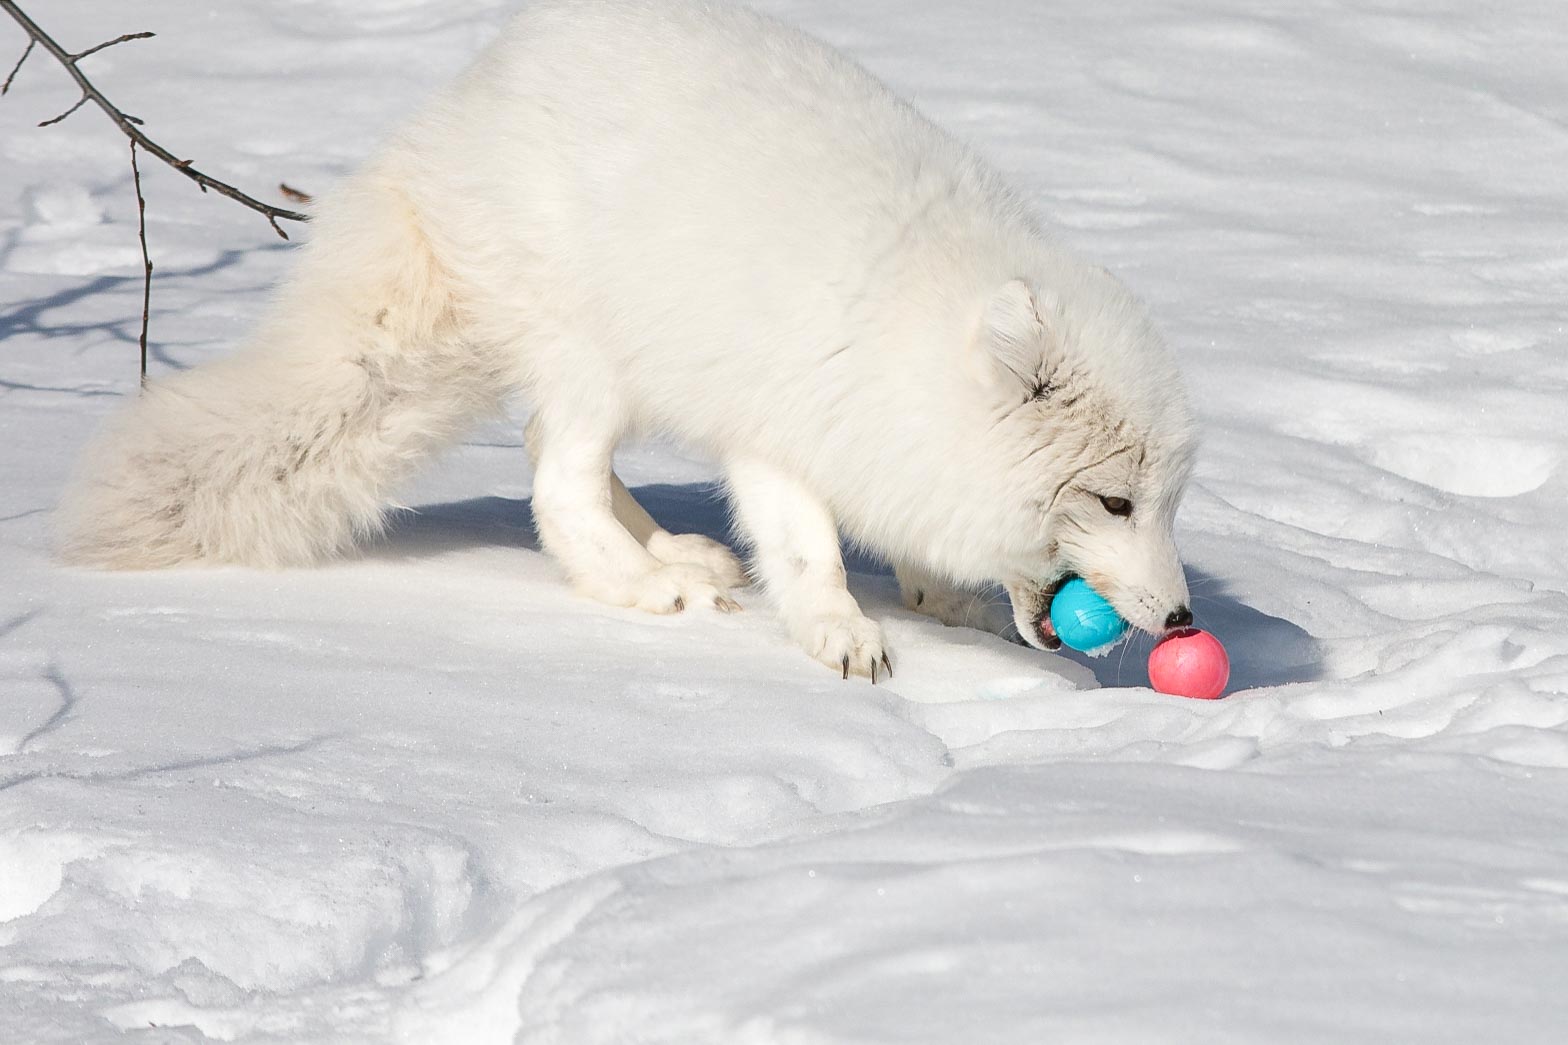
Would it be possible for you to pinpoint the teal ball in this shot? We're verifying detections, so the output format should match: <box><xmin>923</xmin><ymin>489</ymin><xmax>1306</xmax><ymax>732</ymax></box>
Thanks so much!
<box><xmin>1049</xmin><ymin>577</ymin><xmax>1129</xmax><ymax>653</ymax></box>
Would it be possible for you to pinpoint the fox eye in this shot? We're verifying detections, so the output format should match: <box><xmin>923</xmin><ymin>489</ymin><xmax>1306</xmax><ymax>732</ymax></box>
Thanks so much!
<box><xmin>1098</xmin><ymin>495</ymin><xmax>1132</xmax><ymax>517</ymax></box>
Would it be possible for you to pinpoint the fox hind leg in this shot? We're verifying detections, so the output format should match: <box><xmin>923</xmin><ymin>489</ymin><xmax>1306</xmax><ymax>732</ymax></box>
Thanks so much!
<box><xmin>608</xmin><ymin>473</ymin><xmax>749</xmax><ymax>589</ymax></box>
<box><xmin>525</xmin><ymin>414</ymin><xmax>748</xmax><ymax>593</ymax></box>
<box><xmin>528</xmin><ymin>410</ymin><xmax>738</xmax><ymax>615</ymax></box>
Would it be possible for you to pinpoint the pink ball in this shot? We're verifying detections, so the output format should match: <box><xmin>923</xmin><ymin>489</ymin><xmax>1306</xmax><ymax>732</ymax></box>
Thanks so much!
<box><xmin>1148</xmin><ymin>628</ymin><xmax>1230</xmax><ymax>700</ymax></box>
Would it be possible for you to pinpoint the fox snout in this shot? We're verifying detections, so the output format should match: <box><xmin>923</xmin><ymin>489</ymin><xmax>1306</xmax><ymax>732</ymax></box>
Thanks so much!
<box><xmin>1076</xmin><ymin>530</ymin><xmax>1191</xmax><ymax>638</ymax></box>
<box><xmin>1096</xmin><ymin>573</ymin><xmax>1191</xmax><ymax>638</ymax></box>
<box><xmin>1007</xmin><ymin>562</ymin><xmax>1190</xmax><ymax>653</ymax></box>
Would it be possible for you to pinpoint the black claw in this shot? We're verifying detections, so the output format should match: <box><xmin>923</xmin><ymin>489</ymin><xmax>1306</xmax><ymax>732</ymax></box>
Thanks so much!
<box><xmin>881</xmin><ymin>652</ymin><xmax>893</xmax><ymax>678</ymax></box>
<box><xmin>841</xmin><ymin>656</ymin><xmax>850</xmax><ymax>680</ymax></box>
<box><xmin>673</xmin><ymin>595</ymin><xmax>685</xmax><ymax>612</ymax></box>
<box><xmin>870</xmin><ymin>659</ymin><xmax>878</xmax><ymax>684</ymax></box>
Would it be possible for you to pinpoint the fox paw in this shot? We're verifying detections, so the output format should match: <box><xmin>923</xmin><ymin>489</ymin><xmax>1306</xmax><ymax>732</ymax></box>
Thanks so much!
<box><xmin>800</xmin><ymin>612</ymin><xmax>891</xmax><ymax>682</ymax></box>
<box><xmin>646</xmin><ymin>531</ymin><xmax>750</xmax><ymax>590</ymax></box>
<box><xmin>617</xmin><ymin>562</ymin><xmax>741</xmax><ymax>615</ymax></box>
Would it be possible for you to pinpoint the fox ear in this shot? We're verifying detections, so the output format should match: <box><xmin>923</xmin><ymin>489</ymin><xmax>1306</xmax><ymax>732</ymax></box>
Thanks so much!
<box><xmin>968</xmin><ymin>279</ymin><xmax>1053</xmax><ymax>396</ymax></box>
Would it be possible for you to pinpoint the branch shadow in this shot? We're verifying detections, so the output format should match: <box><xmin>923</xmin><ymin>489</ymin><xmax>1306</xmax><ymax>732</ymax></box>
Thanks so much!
<box><xmin>0</xmin><ymin>245</ymin><xmax>289</xmax><ymax>372</ymax></box>
<box><xmin>0</xmin><ymin>731</ymin><xmax>340</xmax><ymax>794</ymax></box>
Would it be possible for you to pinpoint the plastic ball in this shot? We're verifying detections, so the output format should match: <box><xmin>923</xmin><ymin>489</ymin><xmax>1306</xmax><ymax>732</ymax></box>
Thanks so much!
<box><xmin>1048</xmin><ymin>577</ymin><xmax>1129</xmax><ymax>653</ymax></box>
<box><xmin>1148</xmin><ymin>628</ymin><xmax>1230</xmax><ymax>700</ymax></box>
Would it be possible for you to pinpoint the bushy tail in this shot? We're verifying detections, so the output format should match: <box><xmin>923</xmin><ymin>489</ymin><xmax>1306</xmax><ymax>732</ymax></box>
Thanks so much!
<box><xmin>59</xmin><ymin>167</ymin><xmax>504</xmax><ymax>569</ymax></box>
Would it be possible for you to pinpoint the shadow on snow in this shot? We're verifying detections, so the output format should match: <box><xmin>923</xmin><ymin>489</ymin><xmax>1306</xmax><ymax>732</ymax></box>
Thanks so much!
<box><xmin>377</xmin><ymin>483</ymin><xmax>1322</xmax><ymax>694</ymax></box>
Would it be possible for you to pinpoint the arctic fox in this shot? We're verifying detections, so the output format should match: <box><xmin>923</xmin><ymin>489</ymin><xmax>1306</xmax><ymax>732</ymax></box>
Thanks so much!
<box><xmin>61</xmin><ymin>0</ymin><xmax>1198</xmax><ymax>677</ymax></box>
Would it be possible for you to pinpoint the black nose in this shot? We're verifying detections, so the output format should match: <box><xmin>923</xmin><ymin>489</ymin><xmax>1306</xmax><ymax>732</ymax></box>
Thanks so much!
<box><xmin>1164</xmin><ymin>606</ymin><xmax>1193</xmax><ymax>630</ymax></box>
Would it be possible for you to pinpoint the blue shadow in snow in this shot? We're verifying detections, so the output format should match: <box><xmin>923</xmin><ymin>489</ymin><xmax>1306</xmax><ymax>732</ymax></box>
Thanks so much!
<box><xmin>376</xmin><ymin>487</ymin><xmax>1317</xmax><ymax>693</ymax></box>
<box><xmin>375</xmin><ymin>482</ymin><xmax>889</xmax><ymax>575</ymax></box>
<box><xmin>1058</xmin><ymin>565</ymin><xmax>1322</xmax><ymax>692</ymax></box>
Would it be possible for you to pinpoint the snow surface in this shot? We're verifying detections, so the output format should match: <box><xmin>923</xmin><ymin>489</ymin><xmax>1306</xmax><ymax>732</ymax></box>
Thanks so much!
<box><xmin>3</xmin><ymin>0</ymin><xmax>1568</xmax><ymax>1041</ymax></box>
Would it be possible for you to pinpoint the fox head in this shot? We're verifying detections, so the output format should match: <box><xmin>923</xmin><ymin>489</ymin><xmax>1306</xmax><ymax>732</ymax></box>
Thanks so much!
<box><xmin>958</xmin><ymin>270</ymin><xmax>1198</xmax><ymax>649</ymax></box>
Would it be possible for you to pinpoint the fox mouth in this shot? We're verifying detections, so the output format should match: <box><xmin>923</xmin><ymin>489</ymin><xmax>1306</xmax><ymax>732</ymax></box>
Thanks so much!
<box><xmin>1028</xmin><ymin>575</ymin><xmax>1070</xmax><ymax>650</ymax></box>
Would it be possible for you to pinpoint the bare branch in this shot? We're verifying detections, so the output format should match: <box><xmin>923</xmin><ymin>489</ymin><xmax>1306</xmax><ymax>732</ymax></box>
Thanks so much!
<box><xmin>1</xmin><ymin>34</ymin><xmax>29</xmax><ymax>93</ymax></box>
<box><xmin>2</xmin><ymin>2</ymin><xmax>309</xmax><ymax>386</ymax></box>
<box><xmin>73</xmin><ymin>30</ymin><xmax>153</xmax><ymax>62</ymax></box>
<box><xmin>131</xmin><ymin>140</ymin><xmax>152</xmax><ymax>386</ymax></box>
<box><xmin>0</xmin><ymin>0</ymin><xmax>307</xmax><ymax>236</ymax></box>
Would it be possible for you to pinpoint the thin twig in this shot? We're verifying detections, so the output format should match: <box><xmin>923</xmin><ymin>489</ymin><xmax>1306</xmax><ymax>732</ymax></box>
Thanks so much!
<box><xmin>0</xmin><ymin>0</ymin><xmax>307</xmax><ymax>238</ymax></box>
<box><xmin>36</xmin><ymin>90</ymin><xmax>85</xmax><ymax>126</ymax></box>
<box><xmin>75</xmin><ymin>31</ymin><xmax>153</xmax><ymax>62</ymax></box>
<box><xmin>130</xmin><ymin>139</ymin><xmax>151</xmax><ymax>386</ymax></box>
<box><xmin>1</xmin><ymin>33</ymin><xmax>29</xmax><ymax>93</ymax></box>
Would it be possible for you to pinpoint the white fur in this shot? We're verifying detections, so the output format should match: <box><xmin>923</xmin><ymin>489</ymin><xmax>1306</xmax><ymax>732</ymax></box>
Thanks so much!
<box><xmin>60</xmin><ymin>0</ymin><xmax>1197</xmax><ymax>674</ymax></box>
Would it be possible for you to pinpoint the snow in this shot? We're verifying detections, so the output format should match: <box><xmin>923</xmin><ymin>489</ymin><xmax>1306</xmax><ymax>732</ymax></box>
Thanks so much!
<box><xmin>3</xmin><ymin>0</ymin><xmax>1567</xmax><ymax>1041</ymax></box>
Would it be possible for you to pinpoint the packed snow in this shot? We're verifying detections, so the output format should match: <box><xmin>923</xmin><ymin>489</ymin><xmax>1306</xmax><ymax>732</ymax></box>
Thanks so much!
<box><xmin>3</xmin><ymin>0</ymin><xmax>1567</xmax><ymax>1041</ymax></box>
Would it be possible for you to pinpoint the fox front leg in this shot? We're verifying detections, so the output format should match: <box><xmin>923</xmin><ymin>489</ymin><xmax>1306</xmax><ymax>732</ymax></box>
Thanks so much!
<box><xmin>725</xmin><ymin>456</ymin><xmax>889</xmax><ymax>680</ymax></box>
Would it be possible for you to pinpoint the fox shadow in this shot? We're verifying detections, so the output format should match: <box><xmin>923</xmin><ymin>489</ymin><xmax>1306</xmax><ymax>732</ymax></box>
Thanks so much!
<box><xmin>376</xmin><ymin>483</ymin><xmax>1319</xmax><ymax>693</ymax></box>
<box><xmin>373</xmin><ymin>481</ymin><xmax>888</xmax><ymax>575</ymax></box>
